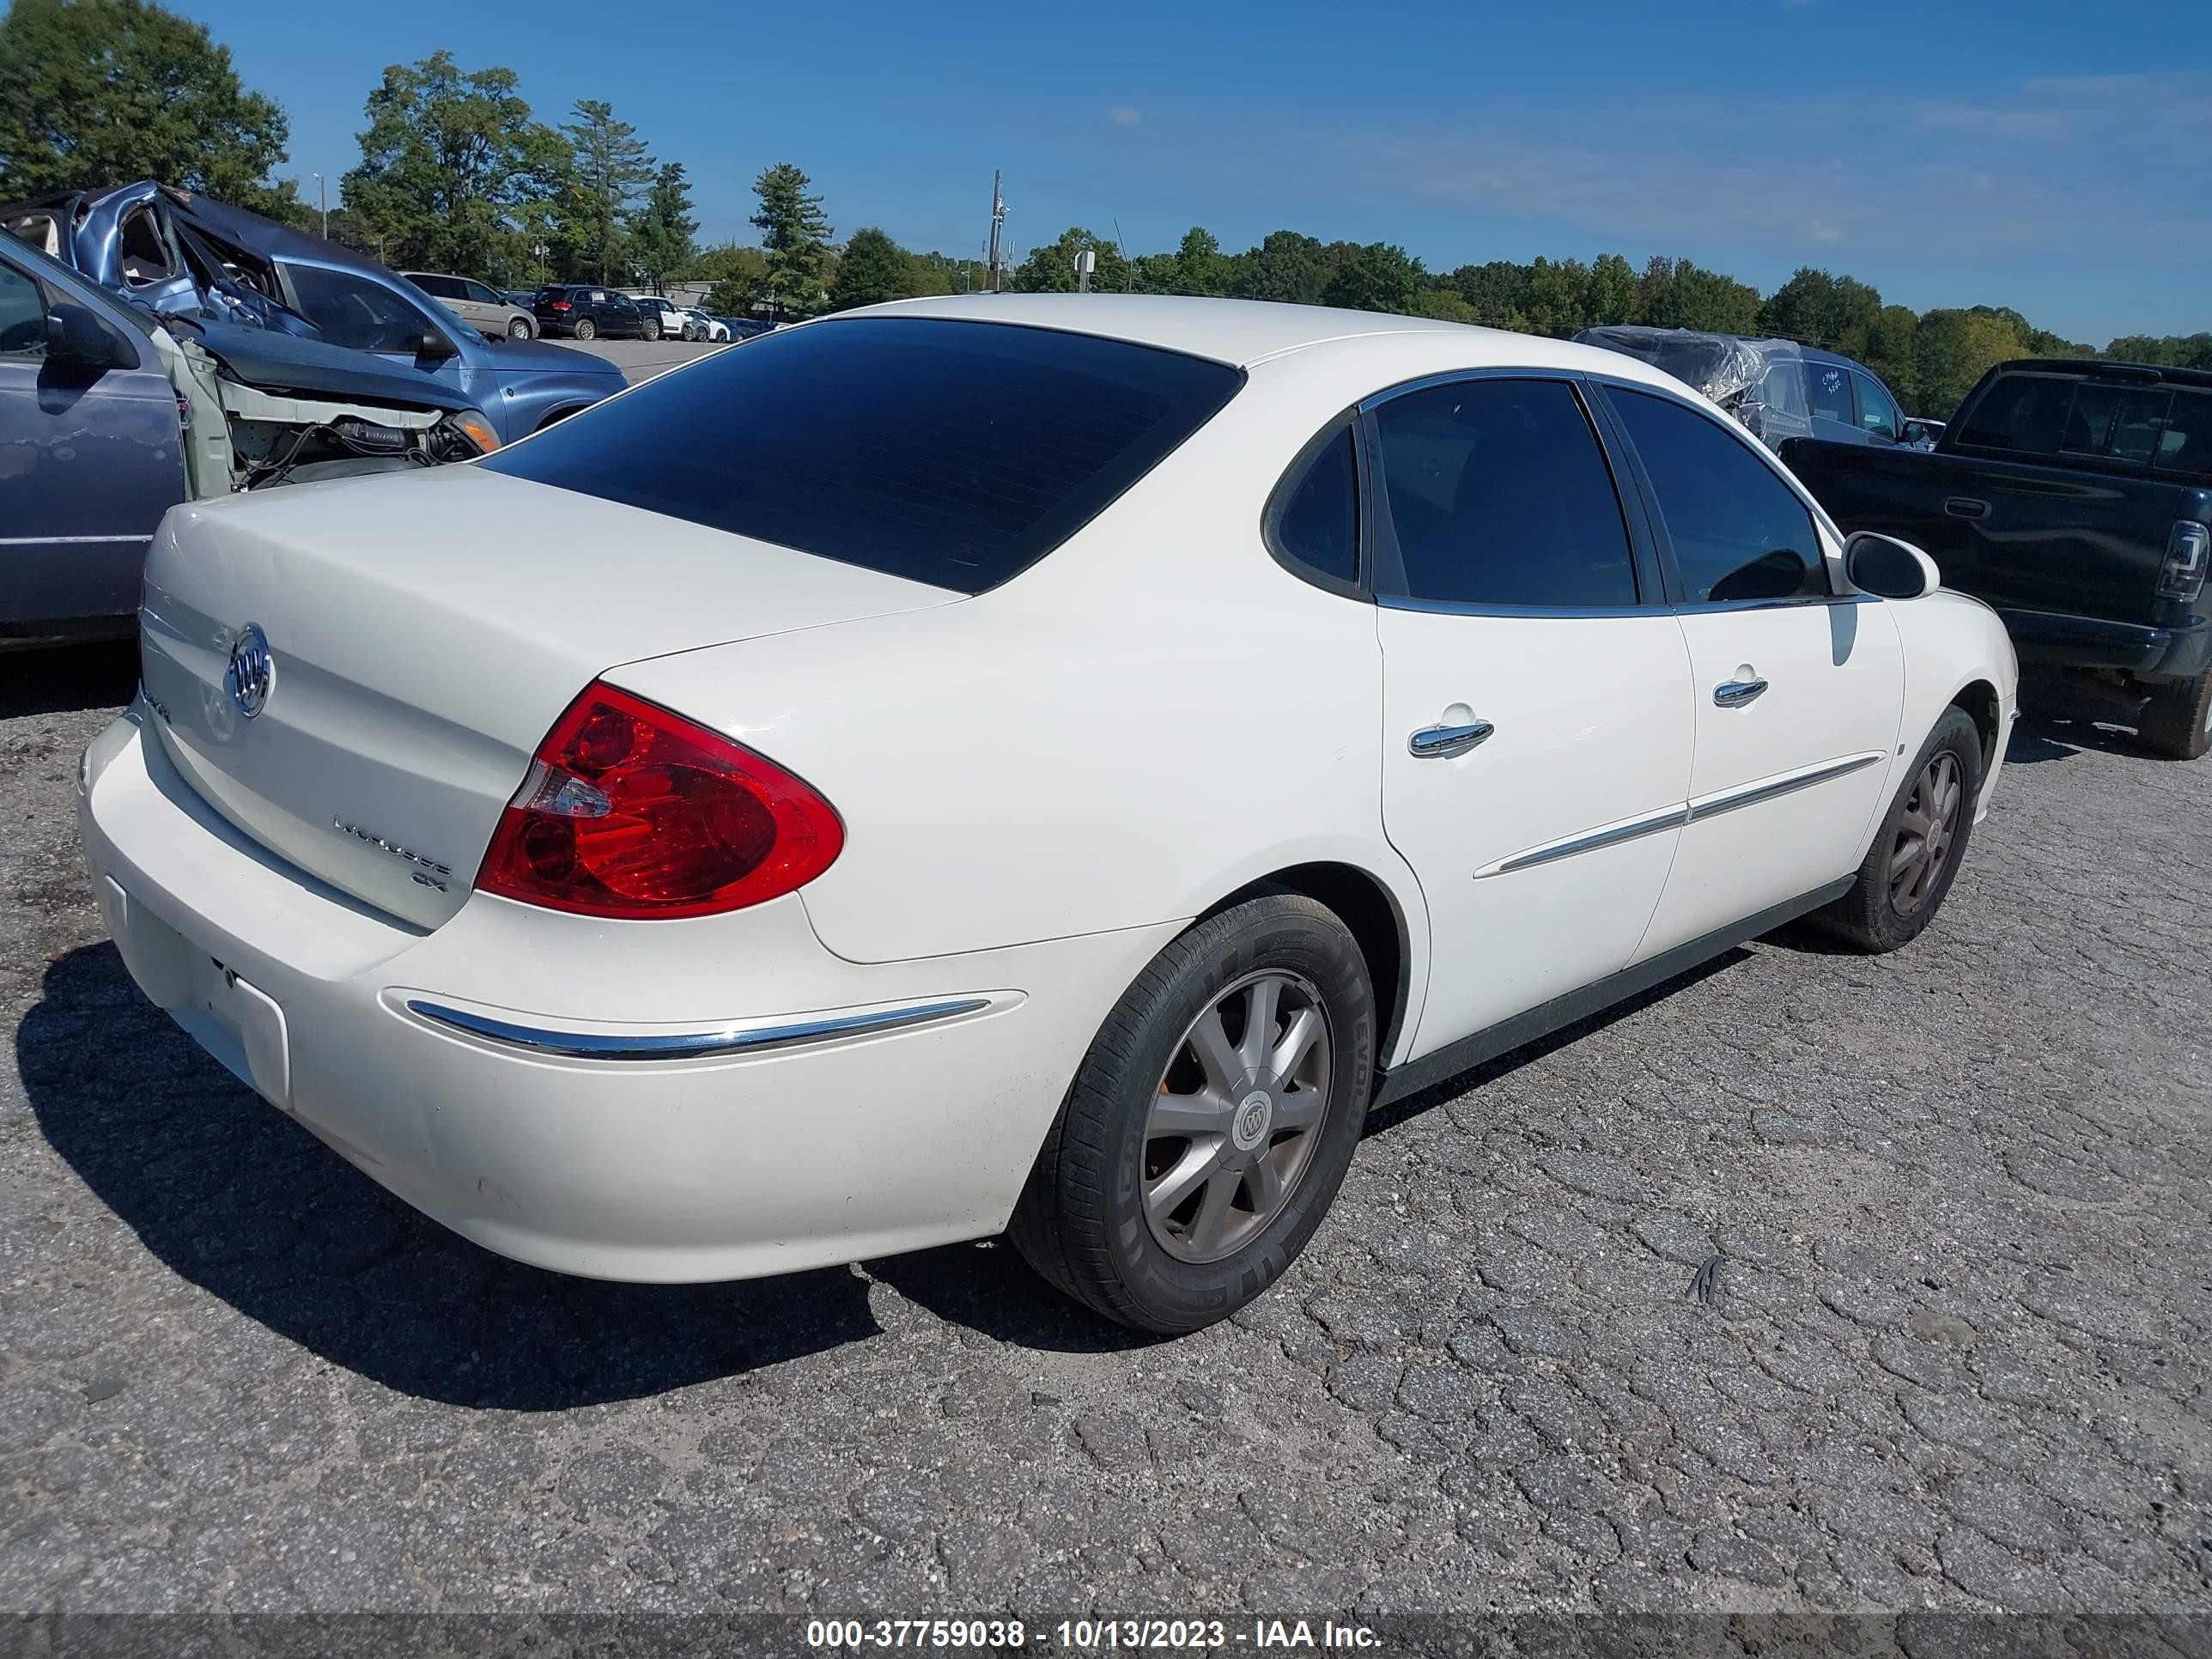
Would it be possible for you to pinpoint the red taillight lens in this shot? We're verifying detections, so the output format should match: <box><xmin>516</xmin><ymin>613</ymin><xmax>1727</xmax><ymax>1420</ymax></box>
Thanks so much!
<box><xmin>475</xmin><ymin>683</ymin><xmax>843</xmax><ymax>920</ymax></box>
<box><xmin>550</xmin><ymin>300</ymin><xmax>572</xmax><ymax>311</ymax></box>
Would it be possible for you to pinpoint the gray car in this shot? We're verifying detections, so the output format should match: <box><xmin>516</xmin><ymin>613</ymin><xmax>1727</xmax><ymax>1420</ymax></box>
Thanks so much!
<box><xmin>403</xmin><ymin>272</ymin><xmax>538</xmax><ymax>340</ymax></box>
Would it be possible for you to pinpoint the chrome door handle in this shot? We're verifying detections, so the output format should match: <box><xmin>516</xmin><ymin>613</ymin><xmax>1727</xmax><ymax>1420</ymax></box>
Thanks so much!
<box><xmin>1942</xmin><ymin>496</ymin><xmax>1990</xmax><ymax>520</ymax></box>
<box><xmin>1408</xmin><ymin>720</ymin><xmax>1494</xmax><ymax>758</ymax></box>
<box><xmin>1713</xmin><ymin>678</ymin><xmax>1769</xmax><ymax>708</ymax></box>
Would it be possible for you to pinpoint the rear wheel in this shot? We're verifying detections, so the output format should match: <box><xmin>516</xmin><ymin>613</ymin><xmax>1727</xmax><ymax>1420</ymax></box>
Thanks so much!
<box><xmin>1813</xmin><ymin>706</ymin><xmax>1981</xmax><ymax>952</ymax></box>
<box><xmin>2137</xmin><ymin>671</ymin><xmax>2212</xmax><ymax>761</ymax></box>
<box><xmin>507</xmin><ymin>317</ymin><xmax>533</xmax><ymax>339</ymax></box>
<box><xmin>641</xmin><ymin>317</ymin><xmax>662</xmax><ymax>342</ymax></box>
<box><xmin>1010</xmin><ymin>893</ymin><xmax>1376</xmax><ymax>1334</ymax></box>
<box><xmin>573</xmin><ymin>319</ymin><xmax>596</xmax><ymax>341</ymax></box>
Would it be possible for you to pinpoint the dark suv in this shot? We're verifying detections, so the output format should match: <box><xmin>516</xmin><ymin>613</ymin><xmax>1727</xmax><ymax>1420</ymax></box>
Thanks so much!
<box><xmin>533</xmin><ymin>285</ymin><xmax>645</xmax><ymax>341</ymax></box>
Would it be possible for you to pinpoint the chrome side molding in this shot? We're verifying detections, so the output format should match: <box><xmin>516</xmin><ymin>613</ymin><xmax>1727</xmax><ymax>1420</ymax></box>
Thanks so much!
<box><xmin>1480</xmin><ymin>805</ymin><xmax>1689</xmax><ymax>878</ymax></box>
<box><xmin>404</xmin><ymin>994</ymin><xmax>995</xmax><ymax>1062</ymax></box>
<box><xmin>1686</xmin><ymin>752</ymin><xmax>1884</xmax><ymax>823</ymax></box>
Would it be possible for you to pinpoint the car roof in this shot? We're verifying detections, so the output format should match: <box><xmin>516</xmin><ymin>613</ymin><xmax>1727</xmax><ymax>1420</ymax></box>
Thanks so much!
<box><xmin>1999</xmin><ymin>356</ymin><xmax>2212</xmax><ymax>391</ymax></box>
<box><xmin>842</xmin><ymin>293</ymin><xmax>1682</xmax><ymax>378</ymax></box>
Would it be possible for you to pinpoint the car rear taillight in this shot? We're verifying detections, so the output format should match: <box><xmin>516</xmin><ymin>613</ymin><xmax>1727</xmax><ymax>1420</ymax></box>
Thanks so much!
<box><xmin>549</xmin><ymin>300</ymin><xmax>572</xmax><ymax>311</ymax></box>
<box><xmin>475</xmin><ymin>683</ymin><xmax>843</xmax><ymax>920</ymax></box>
<box><xmin>2159</xmin><ymin>520</ymin><xmax>2209</xmax><ymax>603</ymax></box>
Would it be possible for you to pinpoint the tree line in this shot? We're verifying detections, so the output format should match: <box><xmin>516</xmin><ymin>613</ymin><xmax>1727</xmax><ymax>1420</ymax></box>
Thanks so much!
<box><xmin>4</xmin><ymin>0</ymin><xmax>2208</xmax><ymax>418</ymax></box>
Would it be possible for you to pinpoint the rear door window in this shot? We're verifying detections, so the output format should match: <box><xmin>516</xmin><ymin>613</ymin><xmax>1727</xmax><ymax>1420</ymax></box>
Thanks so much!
<box><xmin>1609</xmin><ymin>388</ymin><xmax>1826</xmax><ymax>605</ymax></box>
<box><xmin>1268</xmin><ymin>424</ymin><xmax>1359</xmax><ymax>586</ymax></box>
<box><xmin>478</xmin><ymin>316</ymin><xmax>1243</xmax><ymax>592</ymax></box>
<box><xmin>1370</xmin><ymin>378</ymin><xmax>1638</xmax><ymax>608</ymax></box>
<box><xmin>1954</xmin><ymin>372</ymin><xmax>2073</xmax><ymax>455</ymax></box>
<box><xmin>1806</xmin><ymin>361</ymin><xmax>1853</xmax><ymax>424</ymax></box>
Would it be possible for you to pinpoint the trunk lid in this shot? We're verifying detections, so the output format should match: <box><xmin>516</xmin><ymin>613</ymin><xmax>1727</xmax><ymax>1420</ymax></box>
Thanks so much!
<box><xmin>138</xmin><ymin>464</ymin><xmax>958</xmax><ymax>928</ymax></box>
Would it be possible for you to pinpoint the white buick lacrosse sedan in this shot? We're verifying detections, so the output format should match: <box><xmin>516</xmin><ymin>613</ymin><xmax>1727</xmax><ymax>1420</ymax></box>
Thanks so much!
<box><xmin>79</xmin><ymin>295</ymin><xmax>2016</xmax><ymax>1333</ymax></box>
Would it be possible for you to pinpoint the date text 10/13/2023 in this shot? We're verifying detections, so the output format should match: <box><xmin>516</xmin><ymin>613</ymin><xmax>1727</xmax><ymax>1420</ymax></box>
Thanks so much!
<box><xmin>805</xmin><ymin>1619</ymin><xmax>1386</xmax><ymax>1650</ymax></box>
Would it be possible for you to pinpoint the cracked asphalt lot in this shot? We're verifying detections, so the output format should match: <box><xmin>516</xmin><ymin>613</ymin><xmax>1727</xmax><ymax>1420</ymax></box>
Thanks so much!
<box><xmin>3</xmin><ymin>648</ymin><xmax>2209</xmax><ymax>1620</ymax></box>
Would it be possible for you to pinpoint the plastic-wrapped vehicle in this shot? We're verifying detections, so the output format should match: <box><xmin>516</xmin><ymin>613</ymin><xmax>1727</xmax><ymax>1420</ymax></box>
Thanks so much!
<box><xmin>2</xmin><ymin>228</ymin><xmax>498</xmax><ymax>650</ymax></box>
<box><xmin>1574</xmin><ymin>326</ymin><xmax>1929</xmax><ymax>455</ymax></box>
<box><xmin>3</xmin><ymin>182</ymin><xmax>624</xmax><ymax>443</ymax></box>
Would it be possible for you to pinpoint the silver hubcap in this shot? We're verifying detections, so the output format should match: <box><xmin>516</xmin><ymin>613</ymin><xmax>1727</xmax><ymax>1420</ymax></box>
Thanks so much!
<box><xmin>1142</xmin><ymin>970</ymin><xmax>1332</xmax><ymax>1264</ymax></box>
<box><xmin>1889</xmin><ymin>750</ymin><xmax>1962</xmax><ymax>915</ymax></box>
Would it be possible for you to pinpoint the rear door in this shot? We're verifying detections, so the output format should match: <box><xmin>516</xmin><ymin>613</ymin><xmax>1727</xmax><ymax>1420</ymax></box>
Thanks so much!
<box><xmin>0</xmin><ymin>250</ymin><xmax>184</xmax><ymax>630</ymax></box>
<box><xmin>1370</xmin><ymin>374</ymin><xmax>1694</xmax><ymax>1056</ymax></box>
<box><xmin>1598</xmin><ymin>381</ymin><xmax>1904</xmax><ymax>957</ymax></box>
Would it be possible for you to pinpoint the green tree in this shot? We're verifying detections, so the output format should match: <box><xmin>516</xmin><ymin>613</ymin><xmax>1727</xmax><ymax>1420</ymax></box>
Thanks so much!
<box><xmin>1584</xmin><ymin>253</ymin><xmax>1639</xmax><ymax>328</ymax></box>
<box><xmin>341</xmin><ymin>51</ymin><xmax>565</xmax><ymax>281</ymax></box>
<box><xmin>1914</xmin><ymin>307</ymin><xmax>2030</xmax><ymax>418</ymax></box>
<box><xmin>906</xmin><ymin>250</ymin><xmax>981</xmax><ymax>296</ymax></box>
<box><xmin>1639</xmin><ymin>256</ymin><xmax>1761</xmax><ymax>333</ymax></box>
<box><xmin>685</xmin><ymin>240</ymin><xmax>768</xmax><ymax>315</ymax></box>
<box><xmin>1323</xmin><ymin>241</ymin><xmax>1423</xmax><ymax>313</ymax></box>
<box><xmin>829</xmin><ymin>226</ymin><xmax>914</xmax><ymax>310</ymax></box>
<box><xmin>1230</xmin><ymin>231</ymin><xmax>1332</xmax><ymax>307</ymax></box>
<box><xmin>624</xmin><ymin>160</ymin><xmax>696</xmax><ymax>286</ymax></box>
<box><xmin>751</xmin><ymin>161</ymin><xmax>833</xmax><ymax>317</ymax></box>
<box><xmin>1863</xmin><ymin>303</ymin><xmax>1923</xmax><ymax>409</ymax></box>
<box><xmin>1446</xmin><ymin>261</ymin><xmax>1531</xmax><ymax>328</ymax></box>
<box><xmin>1519</xmin><ymin>256</ymin><xmax>1589</xmax><ymax>337</ymax></box>
<box><xmin>0</xmin><ymin>0</ymin><xmax>293</xmax><ymax>209</ymax></box>
<box><xmin>1010</xmin><ymin>226</ymin><xmax>1128</xmax><ymax>293</ymax></box>
<box><xmin>1171</xmin><ymin>227</ymin><xmax>1232</xmax><ymax>297</ymax></box>
<box><xmin>1412</xmin><ymin>289</ymin><xmax>1481</xmax><ymax>325</ymax></box>
<box><xmin>559</xmin><ymin>99</ymin><xmax>653</xmax><ymax>283</ymax></box>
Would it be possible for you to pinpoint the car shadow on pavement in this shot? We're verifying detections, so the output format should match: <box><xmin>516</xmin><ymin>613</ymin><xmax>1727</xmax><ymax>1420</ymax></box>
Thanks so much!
<box><xmin>20</xmin><ymin>942</ymin><xmax>886</xmax><ymax>1410</ymax></box>
<box><xmin>3</xmin><ymin>641</ymin><xmax>137</xmax><ymax>719</ymax></box>
<box><xmin>1359</xmin><ymin>950</ymin><xmax>1746</xmax><ymax>1137</ymax></box>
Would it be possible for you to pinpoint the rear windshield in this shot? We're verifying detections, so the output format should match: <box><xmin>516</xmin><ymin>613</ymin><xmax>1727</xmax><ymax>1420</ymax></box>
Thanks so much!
<box><xmin>477</xmin><ymin>315</ymin><xmax>1243</xmax><ymax>592</ymax></box>
<box><xmin>1955</xmin><ymin>370</ymin><xmax>2212</xmax><ymax>477</ymax></box>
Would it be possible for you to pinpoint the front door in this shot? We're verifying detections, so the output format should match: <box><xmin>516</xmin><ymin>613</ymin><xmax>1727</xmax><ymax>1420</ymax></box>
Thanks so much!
<box><xmin>1369</xmin><ymin>374</ymin><xmax>1695</xmax><ymax>1056</ymax></box>
<box><xmin>1597</xmin><ymin>383</ymin><xmax>1905</xmax><ymax>958</ymax></box>
<box><xmin>0</xmin><ymin>255</ymin><xmax>185</xmax><ymax>630</ymax></box>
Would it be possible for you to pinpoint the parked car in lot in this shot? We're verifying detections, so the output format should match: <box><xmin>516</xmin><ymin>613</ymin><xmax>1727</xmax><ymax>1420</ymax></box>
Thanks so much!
<box><xmin>533</xmin><ymin>285</ymin><xmax>646</xmax><ymax>341</ymax></box>
<box><xmin>683</xmin><ymin>308</ymin><xmax>730</xmax><ymax>343</ymax></box>
<box><xmin>623</xmin><ymin>293</ymin><xmax>690</xmax><ymax>341</ymax></box>
<box><xmin>1784</xmin><ymin>358</ymin><xmax>2212</xmax><ymax>758</ymax></box>
<box><xmin>402</xmin><ymin>271</ymin><xmax>538</xmax><ymax>340</ymax></box>
<box><xmin>77</xmin><ymin>296</ymin><xmax>2015</xmax><ymax>1333</ymax></box>
<box><xmin>1576</xmin><ymin>326</ymin><xmax>1929</xmax><ymax>453</ymax></box>
<box><xmin>3</xmin><ymin>182</ymin><xmax>626</xmax><ymax>443</ymax></box>
<box><xmin>1</xmin><ymin>230</ymin><xmax>501</xmax><ymax>650</ymax></box>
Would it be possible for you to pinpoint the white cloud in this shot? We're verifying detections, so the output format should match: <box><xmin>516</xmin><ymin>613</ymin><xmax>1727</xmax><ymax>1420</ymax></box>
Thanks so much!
<box><xmin>1109</xmin><ymin>106</ymin><xmax>1141</xmax><ymax>126</ymax></box>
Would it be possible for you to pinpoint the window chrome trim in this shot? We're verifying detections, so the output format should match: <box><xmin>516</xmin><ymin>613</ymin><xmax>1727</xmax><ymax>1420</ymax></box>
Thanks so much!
<box><xmin>1476</xmin><ymin>805</ymin><xmax>1690</xmax><ymax>878</ymax></box>
<box><xmin>1380</xmin><ymin>595</ymin><xmax>1656</xmax><ymax>621</ymax></box>
<box><xmin>404</xmin><ymin>994</ymin><xmax>995</xmax><ymax>1062</ymax></box>
<box><xmin>1686</xmin><ymin>752</ymin><xmax>1886</xmax><ymax>823</ymax></box>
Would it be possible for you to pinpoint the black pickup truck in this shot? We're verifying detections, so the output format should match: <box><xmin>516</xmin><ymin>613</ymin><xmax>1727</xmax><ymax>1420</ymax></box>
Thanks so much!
<box><xmin>1782</xmin><ymin>359</ymin><xmax>2212</xmax><ymax>758</ymax></box>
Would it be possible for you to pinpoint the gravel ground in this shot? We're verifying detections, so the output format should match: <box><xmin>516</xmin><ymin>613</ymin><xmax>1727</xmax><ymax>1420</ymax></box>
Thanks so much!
<box><xmin>2</xmin><ymin>651</ymin><xmax>2208</xmax><ymax>1626</ymax></box>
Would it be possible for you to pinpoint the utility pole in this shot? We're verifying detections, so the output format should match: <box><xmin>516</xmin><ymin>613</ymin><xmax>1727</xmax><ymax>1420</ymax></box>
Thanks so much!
<box><xmin>985</xmin><ymin>169</ymin><xmax>1005</xmax><ymax>293</ymax></box>
<box><xmin>313</xmin><ymin>173</ymin><xmax>328</xmax><ymax>240</ymax></box>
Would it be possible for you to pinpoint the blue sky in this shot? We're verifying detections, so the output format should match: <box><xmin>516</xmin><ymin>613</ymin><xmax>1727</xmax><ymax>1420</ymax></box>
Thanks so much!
<box><xmin>181</xmin><ymin>0</ymin><xmax>2205</xmax><ymax>345</ymax></box>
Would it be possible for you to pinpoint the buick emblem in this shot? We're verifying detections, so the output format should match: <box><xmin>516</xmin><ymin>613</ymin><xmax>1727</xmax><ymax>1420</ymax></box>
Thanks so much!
<box><xmin>225</xmin><ymin>623</ymin><xmax>274</xmax><ymax>720</ymax></box>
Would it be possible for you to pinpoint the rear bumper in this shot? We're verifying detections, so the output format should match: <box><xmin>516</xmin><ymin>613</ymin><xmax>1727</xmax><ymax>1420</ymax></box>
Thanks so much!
<box><xmin>77</xmin><ymin>708</ymin><xmax>1172</xmax><ymax>1282</ymax></box>
<box><xmin>1998</xmin><ymin>607</ymin><xmax>2211</xmax><ymax>678</ymax></box>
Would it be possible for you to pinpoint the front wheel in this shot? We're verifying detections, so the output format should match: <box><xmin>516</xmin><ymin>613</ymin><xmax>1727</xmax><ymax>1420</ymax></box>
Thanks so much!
<box><xmin>572</xmin><ymin>319</ymin><xmax>596</xmax><ymax>341</ymax></box>
<box><xmin>1813</xmin><ymin>706</ymin><xmax>1982</xmax><ymax>952</ymax></box>
<box><xmin>2137</xmin><ymin>671</ymin><xmax>2212</xmax><ymax>761</ymax></box>
<box><xmin>641</xmin><ymin>318</ymin><xmax>661</xmax><ymax>342</ymax></box>
<box><xmin>507</xmin><ymin>317</ymin><xmax>533</xmax><ymax>339</ymax></box>
<box><xmin>1010</xmin><ymin>893</ymin><xmax>1376</xmax><ymax>1334</ymax></box>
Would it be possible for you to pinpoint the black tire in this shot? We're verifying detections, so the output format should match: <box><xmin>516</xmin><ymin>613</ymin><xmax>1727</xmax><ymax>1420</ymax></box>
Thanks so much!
<box><xmin>507</xmin><ymin>317</ymin><xmax>533</xmax><ymax>339</ymax></box>
<box><xmin>1010</xmin><ymin>892</ymin><xmax>1376</xmax><ymax>1334</ymax></box>
<box><xmin>641</xmin><ymin>318</ymin><xmax>662</xmax><ymax>342</ymax></box>
<box><xmin>1813</xmin><ymin>706</ymin><xmax>1982</xmax><ymax>953</ymax></box>
<box><xmin>573</xmin><ymin>319</ymin><xmax>596</xmax><ymax>341</ymax></box>
<box><xmin>2137</xmin><ymin>671</ymin><xmax>2212</xmax><ymax>761</ymax></box>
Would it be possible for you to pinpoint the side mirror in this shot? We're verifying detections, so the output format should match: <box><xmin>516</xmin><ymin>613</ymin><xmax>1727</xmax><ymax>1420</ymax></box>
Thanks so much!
<box><xmin>45</xmin><ymin>302</ymin><xmax>133</xmax><ymax>371</ymax></box>
<box><xmin>1900</xmin><ymin>420</ymin><xmax>1929</xmax><ymax>447</ymax></box>
<box><xmin>1844</xmin><ymin>531</ymin><xmax>1942</xmax><ymax>600</ymax></box>
<box><xmin>416</xmin><ymin>329</ymin><xmax>460</xmax><ymax>360</ymax></box>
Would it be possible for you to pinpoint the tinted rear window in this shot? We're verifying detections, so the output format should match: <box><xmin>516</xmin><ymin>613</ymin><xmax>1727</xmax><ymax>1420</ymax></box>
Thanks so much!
<box><xmin>479</xmin><ymin>316</ymin><xmax>1243</xmax><ymax>592</ymax></box>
